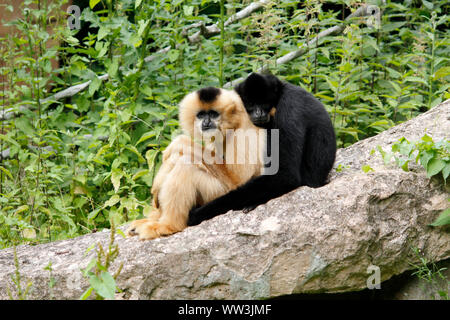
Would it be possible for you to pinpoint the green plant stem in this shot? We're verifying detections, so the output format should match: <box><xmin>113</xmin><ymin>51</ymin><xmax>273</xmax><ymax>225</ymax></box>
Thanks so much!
<box><xmin>219</xmin><ymin>0</ymin><xmax>225</xmax><ymax>87</ymax></box>
<box><xmin>427</xmin><ymin>15</ymin><xmax>436</xmax><ymax>109</ymax></box>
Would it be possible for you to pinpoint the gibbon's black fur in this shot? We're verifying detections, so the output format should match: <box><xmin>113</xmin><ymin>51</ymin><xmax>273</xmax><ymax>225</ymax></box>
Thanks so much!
<box><xmin>198</xmin><ymin>86</ymin><xmax>221</xmax><ymax>103</ymax></box>
<box><xmin>187</xmin><ymin>73</ymin><xmax>336</xmax><ymax>226</ymax></box>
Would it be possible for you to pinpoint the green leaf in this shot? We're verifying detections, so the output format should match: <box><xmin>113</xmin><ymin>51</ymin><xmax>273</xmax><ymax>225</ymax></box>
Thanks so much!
<box><xmin>430</xmin><ymin>97</ymin><xmax>442</xmax><ymax>108</ymax></box>
<box><xmin>88</xmin><ymin>77</ymin><xmax>101</xmax><ymax>97</ymax></box>
<box><xmin>442</xmin><ymin>163</ymin><xmax>450</xmax><ymax>181</ymax></box>
<box><xmin>15</xmin><ymin>117</ymin><xmax>34</xmax><ymax>136</ymax></box>
<box><xmin>419</xmin><ymin>150</ymin><xmax>434</xmax><ymax>169</ymax></box>
<box><xmin>105</xmin><ymin>195</ymin><xmax>120</xmax><ymax>207</ymax></box>
<box><xmin>422</xmin><ymin>0</ymin><xmax>433</xmax><ymax>10</ymax></box>
<box><xmin>107</xmin><ymin>57</ymin><xmax>119</xmax><ymax>78</ymax></box>
<box><xmin>79</xmin><ymin>287</ymin><xmax>94</xmax><ymax>300</ymax></box>
<box><xmin>139</xmin><ymin>85</ymin><xmax>153</xmax><ymax>97</ymax></box>
<box><xmin>421</xmin><ymin>134</ymin><xmax>433</xmax><ymax>143</ymax></box>
<box><xmin>368</xmin><ymin>120</ymin><xmax>389</xmax><ymax>128</ymax></box>
<box><xmin>362</xmin><ymin>165</ymin><xmax>374</xmax><ymax>173</ymax></box>
<box><xmin>401</xmin><ymin>160</ymin><xmax>409</xmax><ymax>172</ymax></box>
<box><xmin>0</xmin><ymin>166</ymin><xmax>13</xmax><ymax>180</ymax></box>
<box><xmin>404</xmin><ymin>76</ymin><xmax>428</xmax><ymax>86</ymax></box>
<box><xmin>377</xmin><ymin>146</ymin><xmax>392</xmax><ymax>165</ymax></box>
<box><xmin>88</xmin><ymin>208</ymin><xmax>101</xmax><ymax>221</ymax></box>
<box><xmin>137</xmin><ymin>20</ymin><xmax>149</xmax><ymax>37</ymax></box>
<box><xmin>426</xmin><ymin>158</ymin><xmax>445</xmax><ymax>177</ymax></box>
<box><xmin>111</xmin><ymin>169</ymin><xmax>123</xmax><ymax>193</ymax></box>
<box><xmin>135</xmin><ymin>0</ymin><xmax>143</xmax><ymax>9</ymax></box>
<box><xmin>136</xmin><ymin>132</ymin><xmax>156</xmax><ymax>146</ymax></box>
<box><xmin>124</xmin><ymin>145</ymin><xmax>145</xmax><ymax>163</ymax></box>
<box><xmin>145</xmin><ymin>149</ymin><xmax>160</xmax><ymax>173</ymax></box>
<box><xmin>132</xmin><ymin>169</ymin><xmax>149</xmax><ymax>181</ymax></box>
<box><xmin>97</xmin><ymin>27</ymin><xmax>109</xmax><ymax>41</ymax></box>
<box><xmin>89</xmin><ymin>0</ymin><xmax>101</xmax><ymax>9</ymax></box>
<box><xmin>434</xmin><ymin>66</ymin><xmax>450</xmax><ymax>80</ymax></box>
<box><xmin>430</xmin><ymin>208</ymin><xmax>450</xmax><ymax>227</ymax></box>
<box><xmin>89</xmin><ymin>272</ymin><xmax>117</xmax><ymax>300</ymax></box>
<box><xmin>168</xmin><ymin>50</ymin><xmax>180</xmax><ymax>63</ymax></box>
<box><xmin>15</xmin><ymin>205</ymin><xmax>29</xmax><ymax>214</ymax></box>
<box><xmin>183</xmin><ymin>5</ymin><xmax>194</xmax><ymax>16</ymax></box>
<box><xmin>129</xmin><ymin>34</ymin><xmax>142</xmax><ymax>48</ymax></box>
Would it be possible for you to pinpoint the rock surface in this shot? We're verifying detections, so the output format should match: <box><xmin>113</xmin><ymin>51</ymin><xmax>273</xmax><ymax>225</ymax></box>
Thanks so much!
<box><xmin>0</xmin><ymin>100</ymin><xmax>449</xmax><ymax>300</ymax></box>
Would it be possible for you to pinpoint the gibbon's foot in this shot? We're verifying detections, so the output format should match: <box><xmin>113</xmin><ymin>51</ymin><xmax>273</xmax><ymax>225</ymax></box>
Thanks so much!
<box><xmin>242</xmin><ymin>205</ymin><xmax>257</xmax><ymax>213</ymax></box>
<box><xmin>126</xmin><ymin>219</ymin><xmax>179</xmax><ymax>240</ymax></box>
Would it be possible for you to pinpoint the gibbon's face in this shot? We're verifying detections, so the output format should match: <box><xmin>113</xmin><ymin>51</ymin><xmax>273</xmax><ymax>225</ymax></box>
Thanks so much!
<box><xmin>195</xmin><ymin>109</ymin><xmax>221</xmax><ymax>137</ymax></box>
<box><xmin>179</xmin><ymin>87</ymin><xmax>247</xmax><ymax>139</ymax></box>
<box><xmin>235</xmin><ymin>73</ymin><xmax>281</xmax><ymax>126</ymax></box>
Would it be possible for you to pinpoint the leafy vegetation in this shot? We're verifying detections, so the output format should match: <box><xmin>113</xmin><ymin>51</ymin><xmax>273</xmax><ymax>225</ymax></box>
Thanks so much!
<box><xmin>6</xmin><ymin>245</ymin><xmax>32</xmax><ymax>299</ymax></box>
<box><xmin>410</xmin><ymin>247</ymin><xmax>449</xmax><ymax>300</ymax></box>
<box><xmin>377</xmin><ymin>134</ymin><xmax>450</xmax><ymax>181</ymax></box>
<box><xmin>377</xmin><ymin>134</ymin><xmax>450</xmax><ymax>226</ymax></box>
<box><xmin>0</xmin><ymin>0</ymin><xmax>449</xmax><ymax>248</ymax></box>
<box><xmin>80</xmin><ymin>220</ymin><xmax>123</xmax><ymax>300</ymax></box>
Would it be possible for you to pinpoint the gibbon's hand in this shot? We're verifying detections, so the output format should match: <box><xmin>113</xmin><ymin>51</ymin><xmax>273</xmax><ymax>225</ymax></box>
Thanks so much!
<box><xmin>187</xmin><ymin>207</ymin><xmax>203</xmax><ymax>226</ymax></box>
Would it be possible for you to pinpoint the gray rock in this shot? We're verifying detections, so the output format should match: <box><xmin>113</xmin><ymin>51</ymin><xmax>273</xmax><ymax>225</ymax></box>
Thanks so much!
<box><xmin>0</xmin><ymin>100</ymin><xmax>449</xmax><ymax>300</ymax></box>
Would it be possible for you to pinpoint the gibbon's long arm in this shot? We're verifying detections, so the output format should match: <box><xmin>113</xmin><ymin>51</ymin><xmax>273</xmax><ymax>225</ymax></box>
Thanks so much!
<box><xmin>187</xmin><ymin>169</ymin><xmax>299</xmax><ymax>226</ymax></box>
<box><xmin>187</xmin><ymin>104</ymin><xmax>306</xmax><ymax>226</ymax></box>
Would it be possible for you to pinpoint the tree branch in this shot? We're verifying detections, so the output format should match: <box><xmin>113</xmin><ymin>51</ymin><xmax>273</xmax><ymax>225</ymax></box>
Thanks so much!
<box><xmin>224</xmin><ymin>4</ymin><xmax>380</xmax><ymax>88</ymax></box>
<box><xmin>187</xmin><ymin>0</ymin><xmax>271</xmax><ymax>43</ymax></box>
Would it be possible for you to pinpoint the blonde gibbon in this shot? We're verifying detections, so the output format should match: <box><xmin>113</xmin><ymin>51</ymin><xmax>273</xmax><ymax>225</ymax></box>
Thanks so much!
<box><xmin>126</xmin><ymin>87</ymin><xmax>268</xmax><ymax>240</ymax></box>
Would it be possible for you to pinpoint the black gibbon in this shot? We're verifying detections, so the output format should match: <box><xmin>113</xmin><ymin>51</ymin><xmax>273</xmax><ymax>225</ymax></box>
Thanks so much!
<box><xmin>126</xmin><ymin>87</ymin><xmax>266</xmax><ymax>240</ymax></box>
<box><xmin>187</xmin><ymin>72</ymin><xmax>336</xmax><ymax>226</ymax></box>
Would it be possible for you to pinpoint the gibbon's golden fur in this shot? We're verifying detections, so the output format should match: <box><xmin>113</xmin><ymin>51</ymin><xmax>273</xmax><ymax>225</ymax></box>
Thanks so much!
<box><xmin>126</xmin><ymin>87</ymin><xmax>267</xmax><ymax>240</ymax></box>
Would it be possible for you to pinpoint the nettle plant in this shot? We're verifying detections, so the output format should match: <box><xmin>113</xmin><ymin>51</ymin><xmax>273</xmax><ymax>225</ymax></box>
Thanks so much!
<box><xmin>377</xmin><ymin>134</ymin><xmax>450</xmax><ymax>227</ymax></box>
<box><xmin>378</xmin><ymin>134</ymin><xmax>450</xmax><ymax>181</ymax></box>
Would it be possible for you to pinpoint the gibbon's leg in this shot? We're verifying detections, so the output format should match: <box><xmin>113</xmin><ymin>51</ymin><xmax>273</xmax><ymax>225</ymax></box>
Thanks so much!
<box><xmin>151</xmin><ymin>153</ymin><xmax>178</xmax><ymax>209</ymax></box>
<box><xmin>151</xmin><ymin>135</ymin><xmax>194</xmax><ymax>208</ymax></box>
<box><xmin>127</xmin><ymin>160</ymin><xmax>227</xmax><ymax>240</ymax></box>
<box><xmin>145</xmin><ymin>209</ymin><xmax>162</xmax><ymax>222</ymax></box>
<box><xmin>127</xmin><ymin>160</ymin><xmax>196</xmax><ymax>240</ymax></box>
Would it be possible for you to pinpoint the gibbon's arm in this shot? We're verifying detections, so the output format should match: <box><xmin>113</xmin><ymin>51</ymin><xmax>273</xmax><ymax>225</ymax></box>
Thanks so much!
<box><xmin>187</xmin><ymin>170</ymin><xmax>300</xmax><ymax>226</ymax></box>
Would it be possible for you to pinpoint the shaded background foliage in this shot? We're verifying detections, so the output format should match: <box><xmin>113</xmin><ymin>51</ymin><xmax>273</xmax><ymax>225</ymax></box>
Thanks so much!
<box><xmin>0</xmin><ymin>0</ymin><xmax>449</xmax><ymax>248</ymax></box>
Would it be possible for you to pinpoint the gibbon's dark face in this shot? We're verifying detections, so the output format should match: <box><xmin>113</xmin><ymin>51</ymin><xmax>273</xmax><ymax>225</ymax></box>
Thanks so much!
<box><xmin>195</xmin><ymin>87</ymin><xmax>222</xmax><ymax>133</ymax></box>
<box><xmin>235</xmin><ymin>73</ymin><xmax>281</xmax><ymax>126</ymax></box>
<box><xmin>196</xmin><ymin>109</ymin><xmax>220</xmax><ymax>131</ymax></box>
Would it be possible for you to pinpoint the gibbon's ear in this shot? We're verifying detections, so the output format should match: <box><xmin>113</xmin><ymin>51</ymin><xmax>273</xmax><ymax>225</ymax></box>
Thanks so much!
<box><xmin>269</xmin><ymin>107</ymin><xmax>276</xmax><ymax>117</ymax></box>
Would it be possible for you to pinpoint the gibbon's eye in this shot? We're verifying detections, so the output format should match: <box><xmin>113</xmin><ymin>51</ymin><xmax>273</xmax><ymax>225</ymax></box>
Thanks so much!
<box><xmin>196</xmin><ymin>110</ymin><xmax>207</xmax><ymax>118</ymax></box>
<box><xmin>196</xmin><ymin>110</ymin><xmax>219</xmax><ymax>119</ymax></box>
<box><xmin>209</xmin><ymin>110</ymin><xmax>219</xmax><ymax>118</ymax></box>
